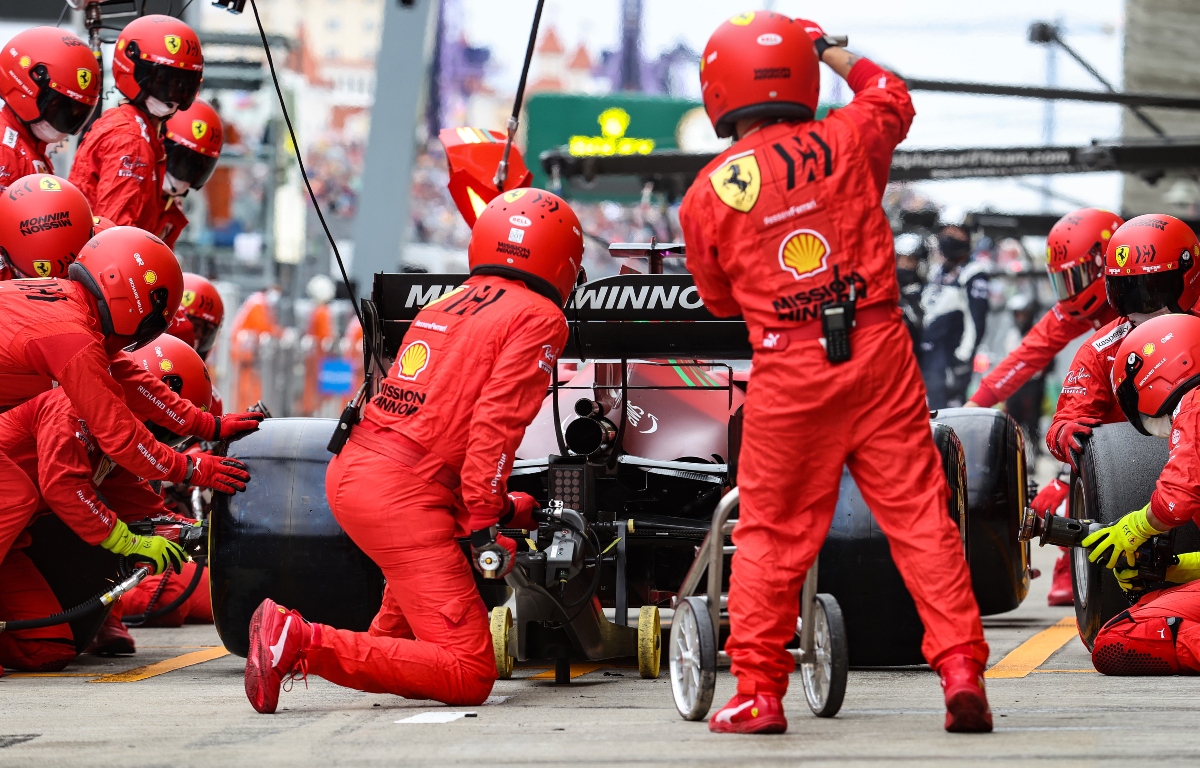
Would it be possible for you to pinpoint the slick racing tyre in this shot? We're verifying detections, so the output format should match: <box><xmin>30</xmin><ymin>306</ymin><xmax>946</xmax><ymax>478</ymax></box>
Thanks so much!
<box><xmin>1071</xmin><ymin>422</ymin><xmax>1200</xmax><ymax>649</ymax></box>
<box><xmin>210</xmin><ymin>418</ymin><xmax>384</xmax><ymax>657</ymax></box>
<box><xmin>933</xmin><ymin>408</ymin><xmax>1030</xmax><ymax>615</ymax></box>
<box><xmin>669</xmin><ymin>596</ymin><xmax>716</xmax><ymax>721</ymax></box>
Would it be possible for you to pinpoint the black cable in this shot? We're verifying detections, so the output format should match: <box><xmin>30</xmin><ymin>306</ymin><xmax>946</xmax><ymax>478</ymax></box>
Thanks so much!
<box><xmin>56</xmin><ymin>1</ymin><xmax>69</xmax><ymax>27</ymax></box>
<box><xmin>123</xmin><ymin>562</ymin><xmax>204</xmax><ymax>626</ymax></box>
<box><xmin>248</xmin><ymin>0</ymin><xmax>388</xmax><ymax>377</ymax></box>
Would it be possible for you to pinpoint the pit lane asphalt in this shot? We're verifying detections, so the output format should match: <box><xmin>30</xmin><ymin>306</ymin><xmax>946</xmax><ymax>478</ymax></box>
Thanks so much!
<box><xmin>4</xmin><ymin>490</ymin><xmax>1199</xmax><ymax>765</ymax></box>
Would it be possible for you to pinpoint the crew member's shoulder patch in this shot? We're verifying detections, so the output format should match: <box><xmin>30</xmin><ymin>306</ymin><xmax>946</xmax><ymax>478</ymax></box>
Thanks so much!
<box><xmin>708</xmin><ymin>150</ymin><xmax>760</xmax><ymax>213</ymax></box>
<box><xmin>3</xmin><ymin>127</ymin><xmax>17</xmax><ymax>148</ymax></box>
<box><xmin>1091</xmin><ymin>320</ymin><xmax>1132</xmax><ymax>352</ymax></box>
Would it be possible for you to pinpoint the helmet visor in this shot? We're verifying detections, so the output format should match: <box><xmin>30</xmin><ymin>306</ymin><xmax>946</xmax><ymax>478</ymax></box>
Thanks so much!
<box><xmin>126</xmin><ymin>286</ymin><xmax>173</xmax><ymax>350</ymax></box>
<box><xmin>189</xmin><ymin>315</ymin><xmax>219</xmax><ymax>359</ymax></box>
<box><xmin>165</xmin><ymin>140</ymin><xmax>219</xmax><ymax>188</ymax></box>
<box><xmin>1048</xmin><ymin>262</ymin><xmax>1098</xmax><ymax>302</ymax></box>
<box><xmin>1106</xmin><ymin>271</ymin><xmax>1185</xmax><ymax>316</ymax></box>
<box><xmin>134</xmin><ymin>59</ymin><xmax>202</xmax><ymax>109</ymax></box>
<box><xmin>37</xmin><ymin>85</ymin><xmax>95</xmax><ymax>135</ymax></box>
<box><xmin>1115</xmin><ymin>362</ymin><xmax>1150</xmax><ymax>435</ymax></box>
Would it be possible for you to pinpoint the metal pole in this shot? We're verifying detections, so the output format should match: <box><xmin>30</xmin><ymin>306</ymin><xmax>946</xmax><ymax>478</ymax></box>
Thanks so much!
<box><xmin>493</xmin><ymin>0</ymin><xmax>546</xmax><ymax>191</ymax></box>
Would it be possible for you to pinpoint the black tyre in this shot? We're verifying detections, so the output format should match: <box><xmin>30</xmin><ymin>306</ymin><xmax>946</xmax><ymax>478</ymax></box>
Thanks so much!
<box><xmin>1069</xmin><ymin>421</ymin><xmax>1200</xmax><ymax>648</ymax></box>
<box><xmin>211</xmin><ymin>418</ymin><xmax>384</xmax><ymax>657</ymax></box>
<box><xmin>933</xmin><ymin>408</ymin><xmax>1030</xmax><ymax>615</ymax></box>
<box><xmin>801</xmin><ymin>594</ymin><xmax>848</xmax><ymax>718</ymax></box>
<box><xmin>669</xmin><ymin>596</ymin><xmax>717</xmax><ymax>721</ymax></box>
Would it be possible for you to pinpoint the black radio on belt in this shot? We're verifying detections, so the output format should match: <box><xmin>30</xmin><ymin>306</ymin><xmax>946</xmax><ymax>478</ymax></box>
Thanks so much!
<box><xmin>328</xmin><ymin>382</ymin><xmax>367</xmax><ymax>455</ymax></box>
<box><xmin>821</xmin><ymin>287</ymin><xmax>857</xmax><ymax>364</ymax></box>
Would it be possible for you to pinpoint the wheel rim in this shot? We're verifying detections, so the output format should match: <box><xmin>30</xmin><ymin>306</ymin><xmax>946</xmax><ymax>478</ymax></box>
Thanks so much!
<box><xmin>800</xmin><ymin>604</ymin><xmax>831</xmax><ymax>708</ymax></box>
<box><xmin>669</xmin><ymin>602</ymin><xmax>700</xmax><ymax>712</ymax></box>
<box><xmin>1071</xmin><ymin>479</ymin><xmax>1090</xmax><ymax>608</ymax></box>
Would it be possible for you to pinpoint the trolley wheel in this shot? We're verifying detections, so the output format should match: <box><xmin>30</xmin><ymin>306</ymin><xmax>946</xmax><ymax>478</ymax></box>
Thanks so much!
<box><xmin>669</xmin><ymin>597</ymin><xmax>716</xmax><ymax>721</ymax></box>
<box><xmin>800</xmin><ymin>594</ymin><xmax>848</xmax><ymax>718</ymax></box>
<box><xmin>637</xmin><ymin>604</ymin><xmax>662</xmax><ymax>679</ymax></box>
<box><xmin>490</xmin><ymin>606</ymin><xmax>514</xmax><ymax>680</ymax></box>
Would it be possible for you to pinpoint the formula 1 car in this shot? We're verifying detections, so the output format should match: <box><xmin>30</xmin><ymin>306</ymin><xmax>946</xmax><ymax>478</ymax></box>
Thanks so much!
<box><xmin>208</xmin><ymin>255</ymin><xmax>1031</xmax><ymax>673</ymax></box>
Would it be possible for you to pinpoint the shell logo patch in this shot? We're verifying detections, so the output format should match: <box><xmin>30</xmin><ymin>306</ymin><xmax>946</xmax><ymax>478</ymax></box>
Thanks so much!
<box><xmin>159</xmin><ymin>359</ymin><xmax>174</xmax><ymax>373</ymax></box>
<box><xmin>729</xmin><ymin>12</ymin><xmax>755</xmax><ymax>25</ymax></box>
<box><xmin>18</xmin><ymin>55</ymin><xmax>29</xmax><ymax>69</ymax></box>
<box><xmin>1143</xmin><ymin>343</ymin><xmax>1156</xmax><ymax>356</ymax></box>
<box><xmin>779</xmin><ymin>229</ymin><xmax>831</xmax><ymax>280</ymax></box>
<box><xmin>396</xmin><ymin>341</ymin><xmax>430</xmax><ymax>381</ymax></box>
<box><xmin>182</xmin><ymin>289</ymin><xmax>196</xmax><ymax>307</ymax></box>
<box><xmin>709</xmin><ymin>152</ymin><xmax>760</xmax><ymax>213</ymax></box>
<box><xmin>39</xmin><ymin>177</ymin><xmax>61</xmax><ymax>191</ymax></box>
<box><xmin>77</xmin><ymin>68</ymin><xmax>92</xmax><ymax>91</ymax></box>
<box><xmin>1114</xmin><ymin>245</ymin><xmax>1130</xmax><ymax>268</ymax></box>
<box><xmin>32</xmin><ymin>260</ymin><xmax>52</xmax><ymax>277</ymax></box>
<box><xmin>1101</xmin><ymin>229</ymin><xmax>1112</xmax><ymax>240</ymax></box>
<box><xmin>143</xmin><ymin>269</ymin><xmax>157</xmax><ymax>284</ymax></box>
<box><xmin>502</xmin><ymin>189</ymin><xmax>527</xmax><ymax>203</ymax></box>
<box><xmin>164</xmin><ymin>35</ymin><xmax>182</xmax><ymax>56</ymax></box>
<box><xmin>192</xmin><ymin>120</ymin><xmax>208</xmax><ymax>141</ymax></box>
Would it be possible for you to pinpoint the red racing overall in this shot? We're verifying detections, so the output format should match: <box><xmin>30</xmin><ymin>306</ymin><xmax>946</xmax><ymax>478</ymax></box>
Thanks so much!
<box><xmin>680</xmin><ymin>57</ymin><xmax>987</xmax><ymax>697</ymax></box>
<box><xmin>319</xmin><ymin>274</ymin><xmax>567</xmax><ymax>704</ymax></box>
<box><xmin>68</xmin><ymin>103</ymin><xmax>165</xmax><ymax>231</ymax></box>
<box><xmin>973</xmin><ymin>302</ymin><xmax>1117</xmax><ymax>408</ymax></box>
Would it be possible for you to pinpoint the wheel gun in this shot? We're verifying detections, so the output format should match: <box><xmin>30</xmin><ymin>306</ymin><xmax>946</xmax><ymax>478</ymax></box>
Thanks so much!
<box><xmin>1018</xmin><ymin>507</ymin><xmax>1177</xmax><ymax>593</ymax></box>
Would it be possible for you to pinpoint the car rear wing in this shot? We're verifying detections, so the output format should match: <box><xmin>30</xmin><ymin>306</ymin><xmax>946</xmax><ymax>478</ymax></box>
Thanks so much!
<box><xmin>370</xmin><ymin>271</ymin><xmax>752</xmax><ymax>363</ymax></box>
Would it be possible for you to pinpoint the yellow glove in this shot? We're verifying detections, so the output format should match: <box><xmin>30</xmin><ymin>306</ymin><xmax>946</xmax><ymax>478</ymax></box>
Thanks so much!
<box><xmin>1113</xmin><ymin>567</ymin><xmax>1139</xmax><ymax>592</ymax></box>
<box><xmin>1082</xmin><ymin>504</ymin><xmax>1165</xmax><ymax>570</ymax></box>
<box><xmin>1167</xmin><ymin>553</ymin><xmax>1200</xmax><ymax>584</ymax></box>
<box><xmin>99</xmin><ymin>520</ymin><xmax>187</xmax><ymax>575</ymax></box>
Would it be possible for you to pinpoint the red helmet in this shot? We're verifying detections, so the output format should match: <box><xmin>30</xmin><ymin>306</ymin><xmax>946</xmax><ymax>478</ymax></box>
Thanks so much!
<box><xmin>0</xmin><ymin>27</ymin><xmax>100</xmax><ymax>136</ymax></box>
<box><xmin>467</xmin><ymin>188</ymin><xmax>584</xmax><ymax>307</ymax></box>
<box><xmin>700</xmin><ymin>11</ymin><xmax>819</xmax><ymax>139</ymax></box>
<box><xmin>180</xmin><ymin>272</ymin><xmax>224</xmax><ymax>359</ymax></box>
<box><xmin>67</xmin><ymin>226</ymin><xmax>183</xmax><ymax>350</ymax></box>
<box><xmin>112</xmin><ymin>15</ymin><xmax>203</xmax><ymax>111</ymax></box>
<box><xmin>1113</xmin><ymin>314</ymin><xmax>1200</xmax><ymax>433</ymax></box>
<box><xmin>1105</xmin><ymin>214</ymin><xmax>1200</xmax><ymax>316</ymax></box>
<box><xmin>164</xmin><ymin>99</ymin><xmax>223</xmax><ymax>190</ymax></box>
<box><xmin>1046</xmin><ymin>208</ymin><xmax>1124</xmax><ymax>319</ymax></box>
<box><xmin>128</xmin><ymin>333</ymin><xmax>211</xmax><ymax>445</ymax></box>
<box><xmin>0</xmin><ymin>174</ymin><xmax>93</xmax><ymax>278</ymax></box>
<box><xmin>91</xmin><ymin>215</ymin><xmax>116</xmax><ymax>235</ymax></box>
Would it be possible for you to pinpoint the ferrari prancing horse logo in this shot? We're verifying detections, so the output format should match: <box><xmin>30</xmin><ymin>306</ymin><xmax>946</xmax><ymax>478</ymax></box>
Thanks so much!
<box><xmin>77</xmin><ymin>68</ymin><xmax>92</xmax><ymax>91</ymax></box>
<box><xmin>192</xmin><ymin>120</ymin><xmax>208</xmax><ymax>141</ymax></box>
<box><xmin>709</xmin><ymin>151</ymin><xmax>760</xmax><ymax>213</ymax></box>
<box><xmin>164</xmin><ymin>35</ymin><xmax>182</xmax><ymax>55</ymax></box>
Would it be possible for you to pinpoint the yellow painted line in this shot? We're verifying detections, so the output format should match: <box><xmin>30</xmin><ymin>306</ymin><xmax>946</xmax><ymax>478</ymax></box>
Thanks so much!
<box><xmin>528</xmin><ymin>664</ymin><xmax>605</xmax><ymax>681</ymax></box>
<box><xmin>985</xmin><ymin>618</ymin><xmax>1078</xmax><ymax>679</ymax></box>
<box><xmin>6</xmin><ymin>672</ymin><xmax>100</xmax><ymax>678</ymax></box>
<box><xmin>89</xmin><ymin>646</ymin><xmax>229</xmax><ymax>683</ymax></box>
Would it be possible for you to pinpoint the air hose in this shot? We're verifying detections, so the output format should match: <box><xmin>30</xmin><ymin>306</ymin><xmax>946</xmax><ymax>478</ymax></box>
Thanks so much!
<box><xmin>122</xmin><ymin>562</ymin><xmax>205</xmax><ymax>627</ymax></box>
<box><xmin>0</xmin><ymin>566</ymin><xmax>150</xmax><ymax>633</ymax></box>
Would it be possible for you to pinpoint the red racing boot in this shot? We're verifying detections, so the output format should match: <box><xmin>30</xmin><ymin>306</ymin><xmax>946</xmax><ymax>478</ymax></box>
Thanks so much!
<box><xmin>244</xmin><ymin>598</ymin><xmax>319</xmax><ymax>714</ymax></box>
<box><xmin>1047</xmin><ymin>550</ymin><xmax>1073</xmax><ymax>606</ymax></box>
<box><xmin>938</xmin><ymin>652</ymin><xmax>993</xmax><ymax>733</ymax></box>
<box><xmin>86</xmin><ymin>611</ymin><xmax>136</xmax><ymax>655</ymax></box>
<box><xmin>708</xmin><ymin>692</ymin><xmax>787</xmax><ymax>734</ymax></box>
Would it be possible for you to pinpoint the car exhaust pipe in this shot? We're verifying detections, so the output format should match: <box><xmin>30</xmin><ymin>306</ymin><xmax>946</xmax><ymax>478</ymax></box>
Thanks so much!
<box><xmin>566</xmin><ymin>399</ymin><xmax>617</xmax><ymax>456</ymax></box>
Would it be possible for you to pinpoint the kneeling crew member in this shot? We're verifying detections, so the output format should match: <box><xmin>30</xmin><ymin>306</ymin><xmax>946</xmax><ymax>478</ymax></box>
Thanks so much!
<box><xmin>243</xmin><ymin>189</ymin><xmax>582</xmax><ymax>714</ymax></box>
<box><xmin>1087</xmin><ymin>313</ymin><xmax>1200</xmax><ymax>673</ymax></box>
<box><xmin>680</xmin><ymin>12</ymin><xmax>990</xmax><ymax>734</ymax></box>
<box><xmin>1046</xmin><ymin>215</ymin><xmax>1200</xmax><ymax>469</ymax></box>
<box><xmin>0</xmin><ymin>335</ymin><xmax>213</xmax><ymax>669</ymax></box>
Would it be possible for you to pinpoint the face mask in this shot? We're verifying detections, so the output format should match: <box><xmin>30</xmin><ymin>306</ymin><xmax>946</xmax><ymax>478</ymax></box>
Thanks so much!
<box><xmin>1129</xmin><ymin>307</ymin><xmax>1171</xmax><ymax>326</ymax></box>
<box><xmin>30</xmin><ymin>121</ymin><xmax>68</xmax><ymax>144</ymax></box>
<box><xmin>1143</xmin><ymin>414</ymin><xmax>1173</xmax><ymax>439</ymax></box>
<box><xmin>163</xmin><ymin>172</ymin><xmax>191</xmax><ymax>197</ymax></box>
<box><xmin>144</xmin><ymin>96</ymin><xmax>178</xmax><ymax>118</ymax></box>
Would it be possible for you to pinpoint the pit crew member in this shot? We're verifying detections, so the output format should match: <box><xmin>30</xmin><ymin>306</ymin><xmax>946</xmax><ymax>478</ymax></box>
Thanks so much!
<box><xmin>0</xmin><ymin>173</ymin><xmax>93</xmax><ymax>280</ymax></box>
<box><xmin>679</xmin><ymin>12</ymin><xmax>990</xmax><ymax>734</ymax></box>
<box><xmin>157</xmin><ymin>99</ymin><xmax>223</xmax><ymax>248</ymax></box>
<box><xmin>1046</xmin><ymin>215</ymin><xmax>1200</xmax><ymax>468</ymax></box>
<box><xmin>69</xmin><ymin>15</ymin><xmax>202</xmax><ymax>230</ymax></box>
<box><xmin>242</xmin><ymin>189</ymin><xmax>582</xmax><ymax>714</ymax></box>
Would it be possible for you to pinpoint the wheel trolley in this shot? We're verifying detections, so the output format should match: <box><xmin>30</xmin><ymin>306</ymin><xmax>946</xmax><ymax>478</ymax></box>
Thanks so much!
<box><xmin>668</xmin><ymin>487</ymin><xmax>849</xmax><ymax>720</ymax></box>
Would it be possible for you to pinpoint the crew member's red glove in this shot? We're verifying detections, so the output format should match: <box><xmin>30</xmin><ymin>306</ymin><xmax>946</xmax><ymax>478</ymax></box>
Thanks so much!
<box><xmin>794</xmin><ymin>17</ymin><xmax>827</xmax><ymax>42</ymax></box>
<box><xmin>186</xmin><ymin>454</ymin><xmax>251</xmax><ymax>494</ymax></box>
<box><xmin>500</xmin><ymin>492</ymin><xmax>540</xmax><ymax>531</ymax></box>
<box><xmin>470</xmin><ymin>528</ymin><xmax>517</xmax><ymax>579</ymax></box>
<box><xmin>190</xmin><ymin>410</ymin><xmax>265</xmax><ymax>441</ymax></box>
<box><xmin>1055</xmin><ymin>417</ymin><xmax>1102</xmax><ymax>470</ymax></box>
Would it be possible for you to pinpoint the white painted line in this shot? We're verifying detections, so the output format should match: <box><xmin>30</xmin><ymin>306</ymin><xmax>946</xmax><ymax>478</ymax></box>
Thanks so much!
<box><xmin>395</xmin><ymin>711</ymin><xmax>476</xmax><ymax>724</ymax></box>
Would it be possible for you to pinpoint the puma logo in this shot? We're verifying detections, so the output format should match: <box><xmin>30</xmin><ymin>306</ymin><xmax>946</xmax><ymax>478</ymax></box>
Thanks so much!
<box><xmin>714</xmin><ymin>699</ymin><xmax>756</xmax><ymax>723</ymax></box>
<box><xmin>270</xmin><ymin>615</ymin><xmax>293</xmax><ymax>668</ymax></box>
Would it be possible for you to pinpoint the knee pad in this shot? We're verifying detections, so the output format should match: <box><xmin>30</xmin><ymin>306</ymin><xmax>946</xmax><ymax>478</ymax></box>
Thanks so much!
<box><xmin>1092</xmin><ymin>612</ymin><xmax>1180</xmax><ymax>675</ymax></box>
